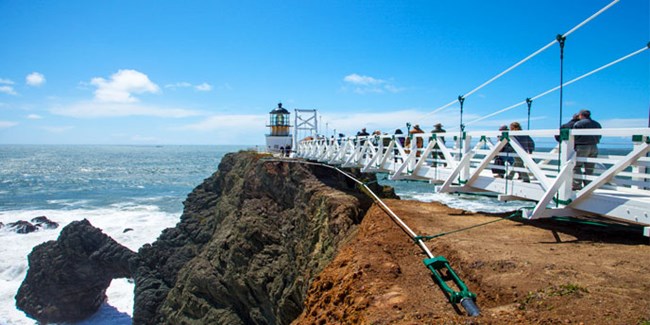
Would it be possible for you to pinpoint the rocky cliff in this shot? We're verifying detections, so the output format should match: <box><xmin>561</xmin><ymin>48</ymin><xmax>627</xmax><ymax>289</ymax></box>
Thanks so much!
<box><xmin>133</xmin><ymin>151</ymin><xmax>394</xmax><ymax>324</ymax></box>
<box><xmin>17</xmin><ymin>151</ymin><xmax>394</xmax><ymax>324</ymax></box>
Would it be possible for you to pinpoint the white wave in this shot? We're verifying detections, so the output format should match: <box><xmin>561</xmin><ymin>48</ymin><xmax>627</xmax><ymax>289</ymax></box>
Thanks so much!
<box><xmin>397</xmin><ymin>191</ymin><xmax>531</xmax><ymax>213</ymax></box>
<box><xmin>0</xmin><ymin>205</ymin><xmax>180</xmax><ymax>324</ymax></box>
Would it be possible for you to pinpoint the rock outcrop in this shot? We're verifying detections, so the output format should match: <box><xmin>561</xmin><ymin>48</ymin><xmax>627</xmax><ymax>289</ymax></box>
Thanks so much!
<box><xmin>15</xmin><ymin>151</ymin><xmax>394</xmax><ymax>324</ymax></box>
<box><xmin>15</xmin><ymin>219</ymin><xmax>136</xmax><ymax>323</ymax></box>
<box><xmin>31</xmin><ymin>216</ymin><xmax>59</xmax><ymax>229</ymax></box>
<box><xmin>133</xmin><ymin>151</ymin><xmax>393</xmax><ymax>324</ymax></box>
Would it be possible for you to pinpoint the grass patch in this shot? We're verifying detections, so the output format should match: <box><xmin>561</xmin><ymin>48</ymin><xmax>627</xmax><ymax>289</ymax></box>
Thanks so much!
<box><xmin>518</xmin><ymin>283</ymin><xmax>588</xmax><ymax>310</ymax></box>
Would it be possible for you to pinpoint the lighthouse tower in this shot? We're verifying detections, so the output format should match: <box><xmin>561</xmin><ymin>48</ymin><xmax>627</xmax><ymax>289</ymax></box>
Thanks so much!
<box><xmin>265</xmin><ymin>102</ymin><xmax>293</xmax><ymax>154</ymax></box>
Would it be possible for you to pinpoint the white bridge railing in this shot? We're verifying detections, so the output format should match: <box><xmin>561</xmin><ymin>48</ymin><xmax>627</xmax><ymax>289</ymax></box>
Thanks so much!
<box><xmin>297</xmin><ymin>128</ymin><xmax>650</xmax><ymax>237</ymax></box>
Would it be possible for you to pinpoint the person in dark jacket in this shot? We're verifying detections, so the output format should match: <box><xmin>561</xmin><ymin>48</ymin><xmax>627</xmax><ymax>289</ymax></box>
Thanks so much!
<box><xmin>572</xmin><ymin>109</ymin><xmax>602</xmax><ymax>189</ymax></box>
<box><xmin>394</xmin><ymin>129</ymin><xmax>405</xmax><ymax>162</ymax></box>
<box><xmin>507</xmin><ymin>121</ymin><xmax>534</xmax><ymax>182</ymax></box>
<box><xmin>555</xmin><ymin>113</ymin><xmax>580</xmax><ymax>142</ymax></box>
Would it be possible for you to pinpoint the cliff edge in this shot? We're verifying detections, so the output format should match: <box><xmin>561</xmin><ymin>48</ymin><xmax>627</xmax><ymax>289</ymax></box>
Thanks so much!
<box><xmin>132</xmin><ymin>151</ymin><xmax>393</xmax><ymax>324</ymax></box>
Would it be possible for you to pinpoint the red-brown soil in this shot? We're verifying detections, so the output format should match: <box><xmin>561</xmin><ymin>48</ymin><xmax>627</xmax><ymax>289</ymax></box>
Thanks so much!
<box><xmin>293</xmin><ymin>199</ymin><xmax>650</xmax><ymax>324</ymax></box>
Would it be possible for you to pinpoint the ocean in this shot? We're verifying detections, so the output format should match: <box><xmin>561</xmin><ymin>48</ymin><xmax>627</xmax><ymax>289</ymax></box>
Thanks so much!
<box><xmin>0</xmin><ymin>145</ymin><xmax>526</xmax><ymax>324</ymax></box>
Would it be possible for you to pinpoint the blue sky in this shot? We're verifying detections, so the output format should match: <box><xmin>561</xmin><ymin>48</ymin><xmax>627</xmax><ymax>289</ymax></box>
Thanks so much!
<box><xmin>1</xmin><ymin>0</ymin><xmax>648</xmax><ymax>145</ymax></box>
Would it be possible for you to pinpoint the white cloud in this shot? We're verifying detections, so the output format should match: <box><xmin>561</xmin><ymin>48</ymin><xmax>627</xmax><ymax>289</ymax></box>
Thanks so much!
<box><xmin>91</xmin><ymin>69</ymin><xmax>160</xmax><ymax>103</ymax></box>
<box><xmin>344</xmin><ymin>73</ymin><xmax>384</xmax><ymax>85</ymax></box>
<box><xmin>165</xmin><ymin>81</ymin><xmax>213</xmax><ymax>92</ymax></box>
<box><xmin>164</xmin><ymin>82</ymin><xmax>192</xmax><ymax>89</ymax></box>
<box><xmin>26</xmin><ymin>72</ymin><xmax>46</xmax><ymax>86</ymax></box>
<box><xmin>0</xmin><ymin>85</ymin><xmax>17</xmax><ymax>95</ymax></box>
<box><xmin>600</xmin><ymin>118</ymin><xmax>648</xmax><ymax>129</ymax></box>
<box><xmin>50</xmin><ymin>101</ymin><xmax>202</xmax><ymax>118</ymax></box>
<box><xmin>342</xmin><ymin>73</ymin><xmax>403</xmax><ymax>94</ymax></box>
<box><xmin>195</xmin><ymin>83</ymin><xmax>212</xmax><ymax>92</ymax></box>
<box><xmin>174</xmin><ymin>114</ymin><xmax>268</xmax><ymax>144</ymax></box>
<box><xmin>177</xmin><ymin>114</ymin><xmax>267</xmax><ymax>131</ymax></box>
<box><xmin>27</xmin><ymin>114</ymin><xmax>43</xmax><ymax>120</ymax></box>
<box><xmin>0</xmin><ymin>78</ymin><xmax>15</xmax><ymax>85</ymax></box>
<box><xmin>0</xmin><ymin>121</ymin><xmax>18</xmax><ymax>128</ymax></box>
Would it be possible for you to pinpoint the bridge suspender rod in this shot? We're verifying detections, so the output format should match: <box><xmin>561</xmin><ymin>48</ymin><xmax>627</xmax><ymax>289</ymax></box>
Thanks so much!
<box><xmin>526</xmin><ymin>98</ymin><xmax>533</xmax><ymax>130</ymax></box>
<box><xmin>416</xmin><ymin>0</ymin><xmax>619</xmax><ymax>123</ymax></box>
<box><xmin>556</xmin><ymin>35</ymin><xmax>567</xmax><ymax>207</ymax></box>
<box><xmin>462</xmin><ymin>44</ymin><xmax>649</xmax><ymax>127</ymax></box>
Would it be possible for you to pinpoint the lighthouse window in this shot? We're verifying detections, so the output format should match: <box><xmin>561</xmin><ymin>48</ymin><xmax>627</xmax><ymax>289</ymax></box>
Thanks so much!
<box><xmin>277</xmin><ymin>114</ymin><xmax>284</xmax><ymax>125</ymax></box>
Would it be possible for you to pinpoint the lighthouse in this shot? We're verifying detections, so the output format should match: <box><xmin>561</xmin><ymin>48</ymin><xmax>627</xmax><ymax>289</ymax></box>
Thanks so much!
<box><xmin>265</xmin><ymin>102</ymin><xmax>293</xmax><ymax>154</ymax></box>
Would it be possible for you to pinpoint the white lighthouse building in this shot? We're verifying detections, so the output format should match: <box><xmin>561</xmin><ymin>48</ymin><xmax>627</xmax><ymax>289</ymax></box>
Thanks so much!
<box><xmin>265</xmin><ymin>103</ymin><xmax>293</xmax><ymax>154</ymax></box>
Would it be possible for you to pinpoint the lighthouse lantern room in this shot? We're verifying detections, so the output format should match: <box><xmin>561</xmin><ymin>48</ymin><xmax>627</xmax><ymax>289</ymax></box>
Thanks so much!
<box><xmin>265</xmin><ymin>102</ymin><xmax>293</xmax><ymax>154</ymax></box>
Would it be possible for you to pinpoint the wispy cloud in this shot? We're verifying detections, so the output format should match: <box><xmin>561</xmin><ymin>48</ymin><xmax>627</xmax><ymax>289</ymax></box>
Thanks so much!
<box><xmin>600</xmin><ymin>118</ymin><xmax>648</xmax><ymax>128</ymax></box>
<box><xmin>26</xmin><ymin>72</ymin><xmax>46</xmax><ymax>87</ymax></box>
<box><xmin>0</xmin><ymin>85</ymin><xmax>18</xmax><ymax>95</ymax></box>
<box><xmin>27</xmin><ymin>114</ymin><xmax>43</xmax><ymax>120</ymax></box>
<box><xmin>0</xmin><ymin>121</ymin><xmax>18</xmax><ymax>128</ymax></box>
<box><xmin>165</xmin><ymin>81</ymin><xmax>213</xmax><ymax>92</ymax></box>
<box><xmin>91</xmin><ymin>69</ymin><xmax>160</xmax><ymax>103</ymax></box>
<box><xmin>175</xmin><ymin>114</ymin><xmax>267</xmax><ymax>144</ymax></box>
<box><xmin>177</xmin><ymin>114</ymin><xmax>266</xmax><ymax>131</ymax></box>
<box><xmin>195</xmin><ymin>83</ymin><xmax>212</xmax><ymax>92</ymax></box>
<box><xmin>164</xmin><ymin>82</ymin><xmax>192</xmax><ymax>89</ymax></box>
<box><xmin>0</xmin><ymin>78</ymin><xmax>15</xmax><ymax>85</ymax></box>
<box><xmin>342</xmin><ymin>73</ymin><xmax>403</xmax><ymax>94</ymax></box>
<box><xmin>50</xmin><ymin>101</ymin><xmax>202</xmax><ymax>118</ymax></box>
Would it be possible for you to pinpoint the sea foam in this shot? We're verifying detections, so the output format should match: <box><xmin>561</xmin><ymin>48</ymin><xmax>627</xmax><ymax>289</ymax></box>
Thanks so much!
<box><xmin>0</xmin><ymin>205</ymin><xmax>179</xmax><ymax>325</ymax></box>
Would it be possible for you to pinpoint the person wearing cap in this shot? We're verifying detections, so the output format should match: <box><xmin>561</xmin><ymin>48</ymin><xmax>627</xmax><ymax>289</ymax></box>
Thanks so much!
<box><xmin>555</xmin><ymin>113</ymin><xmax>581</xmax><ymax>142</ymax></box>
<box><xmin>572</xmin><ymin>109</ymin><xmax>602</xmax><ymax>189</ymax></box>
<box><xmin>431</xmin><ymin>123</ymin><xmax>446</xmax><ymax>166</ymax></box>
<box><xmin>405</xmin><ymin>124</ymin><xmax>425</xmax><ymax>157</ymax></box>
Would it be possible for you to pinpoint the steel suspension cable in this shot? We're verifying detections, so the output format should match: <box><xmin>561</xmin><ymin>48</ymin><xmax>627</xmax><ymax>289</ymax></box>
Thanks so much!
<box><xmin>414</xmin><ymin>0</ymin><xmax>620</xmax><ymax>123</ymax></box>
<box><xmin>462</xmin><ymin>44</ymin><xmax>649</xmax><ymax>127</ymax></box>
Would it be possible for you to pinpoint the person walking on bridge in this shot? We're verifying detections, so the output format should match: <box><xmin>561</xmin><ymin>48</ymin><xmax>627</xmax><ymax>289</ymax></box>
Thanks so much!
<box><xmin>572</xmin><ymin>109</ymin><xmax>602</xmax><ymax>190</ymax></box>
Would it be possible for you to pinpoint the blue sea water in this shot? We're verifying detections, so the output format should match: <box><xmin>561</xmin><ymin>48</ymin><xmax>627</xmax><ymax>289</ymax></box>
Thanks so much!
<box><xmin>0</xmin><ymin>145</ymin><xmax>250</xmax><ymax>325</ymax></box>
<box><xmin>0</xmin><ymin>145</ymin><xmax>525</xmax><ymax>324</ymax></box>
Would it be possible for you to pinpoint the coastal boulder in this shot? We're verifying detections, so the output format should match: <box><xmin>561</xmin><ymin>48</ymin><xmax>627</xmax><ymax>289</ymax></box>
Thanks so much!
<box><xmin>31</xmin><ymin>216</ymin><xmax>59</xmax><ymax>229</ymax></box>
<box><xmin>15</xmin><ymin>219</ymin><xmax>136</xmax><ymax>324</ymax></box>
<box><xmin>6</xmin><ymin>221</ymin><xmax>37</xmax><ymax>234</ymax></box>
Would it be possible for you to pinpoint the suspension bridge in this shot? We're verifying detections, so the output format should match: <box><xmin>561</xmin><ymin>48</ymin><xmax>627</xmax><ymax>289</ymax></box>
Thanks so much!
<box><xmin>293</xmin><ymin>0</ymin><xmax>650</xmax><ymax>238</ymax></box>
<box><xmin>282</xmin><ymin>0</ymin><xmax>648</xmax><ymax>317</ymax></box>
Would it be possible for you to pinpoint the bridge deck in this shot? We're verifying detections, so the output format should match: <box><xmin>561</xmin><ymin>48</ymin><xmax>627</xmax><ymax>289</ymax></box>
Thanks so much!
<box><xmin>297</xmin><ymin>127</ymin><xmax>650</xmax><ymax>236</ymax></box>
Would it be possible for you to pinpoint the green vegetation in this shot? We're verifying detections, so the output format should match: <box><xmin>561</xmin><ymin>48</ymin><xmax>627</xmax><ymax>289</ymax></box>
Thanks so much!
<box><xmin>518</xmin><ymin>283</ymin><xmax>588</xmax><ymax>310</ymax></box>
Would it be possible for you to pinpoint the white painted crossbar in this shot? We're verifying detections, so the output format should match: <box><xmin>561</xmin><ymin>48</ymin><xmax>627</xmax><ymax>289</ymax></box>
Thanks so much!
<box><xmin>297</xmin><ymin>128</ymin><xmax>650</xmax><ymax>236</ymax></box>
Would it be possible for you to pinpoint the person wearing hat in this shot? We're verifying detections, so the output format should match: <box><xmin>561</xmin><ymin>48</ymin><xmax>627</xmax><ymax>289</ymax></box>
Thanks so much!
<box><xmin>572</xmin><ymin>109</ymin><xmax>602</xmax><ymax>189</ymax></box>
<box><xmin>405</xmin><ymin>124</ymin><xmax>425</xmax><ymax>157</ymax></box>
<box><xmin>431</xmin><ymin>123</ymin><xmax>446</xmax><ymax>166</ymax></box>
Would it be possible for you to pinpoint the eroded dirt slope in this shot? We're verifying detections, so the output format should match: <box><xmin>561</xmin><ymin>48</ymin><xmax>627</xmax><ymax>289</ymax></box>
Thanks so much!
<box><xmin>294</xmin><ymin>199</ymin><xmax>650</xmax><ymax>324</ymax></box>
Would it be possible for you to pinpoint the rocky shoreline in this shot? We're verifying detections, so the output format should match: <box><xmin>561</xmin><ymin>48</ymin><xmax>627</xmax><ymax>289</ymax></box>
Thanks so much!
<box><xmin>16</xmin><ymin>151</ymin><xmax>395</xmax><ymax>324</ymax></box>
